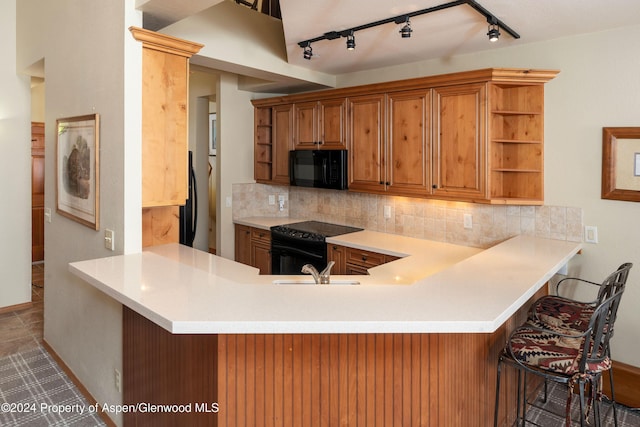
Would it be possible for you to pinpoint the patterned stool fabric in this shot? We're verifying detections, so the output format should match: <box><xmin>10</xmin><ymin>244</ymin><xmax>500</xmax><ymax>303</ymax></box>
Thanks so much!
<box><xmin>529</xmin><ymin>263</ymin><xmax>632</xmax><ymax>333</ymax></box>
<box><xmin>530</xmin><ymin>296</ymin><xmax>594</xmax><ymax>331</ymax></box>
<box><xmin>509</xmin><ymin>323</ymin><xmax>610</xmax><ymax>375</ymax></box>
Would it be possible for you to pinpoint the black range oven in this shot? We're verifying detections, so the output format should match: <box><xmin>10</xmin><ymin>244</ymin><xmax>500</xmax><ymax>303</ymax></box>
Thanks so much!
<box><xmin>271</xmin><ymin>221</ymin><xmax>362</xmax><ymax>275</ymax></box>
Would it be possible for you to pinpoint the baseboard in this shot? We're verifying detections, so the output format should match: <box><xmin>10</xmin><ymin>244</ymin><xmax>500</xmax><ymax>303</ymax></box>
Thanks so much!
<box><xmin>603</xmin><ymin>360</ymin><xmax>640</xmax><ymax>409</ymax></box>
<box><xmin>0</xmin><ymin>301</ymin><xmax>32</xmax><ymax>314</ymax></box>
<box><xmin>42</xmin><ymin>340</ymin><xmax>117</xmax><ymax>427</ymax></box>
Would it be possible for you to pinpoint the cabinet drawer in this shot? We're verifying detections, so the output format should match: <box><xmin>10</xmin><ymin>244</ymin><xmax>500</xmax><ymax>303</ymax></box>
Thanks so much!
<box><xmin>251</xmin><ymin>228</ymin><xmax>271</xmax><ymax>243</ymax></box>
<box><xmin>345</xmin><ymin>247</ymin><xmax>386</xmax><ymax>268</ymax></box>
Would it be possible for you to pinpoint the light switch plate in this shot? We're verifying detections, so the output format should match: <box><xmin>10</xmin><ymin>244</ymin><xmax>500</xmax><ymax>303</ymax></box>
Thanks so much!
<box><xmin>584</xmin><ymin>226</ymin><xmax>598</xmax><ymax>243</ymax></box>
<box><xmin>463</xmin><ymin>213</ymin><xmax>473</xmax><ymax>229</ymax></box>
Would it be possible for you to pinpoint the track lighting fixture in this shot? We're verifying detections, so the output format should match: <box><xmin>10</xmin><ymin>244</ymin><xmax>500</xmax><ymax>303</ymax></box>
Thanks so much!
<box><xmin>399</xmin><ymin>17</ymin><xmax>412</xmax><ymax>38</ymax></box>
<box><xmin>297</xmin><ymin>1</ymin><xmax>519</xmax><ymax>57</ymax></box>
<box><xmin>487</xmin><ymin>23</ymin><xmax>500</xmax><ymax>42</ymax></box>
<box><xmin>303</xmin><ymin>43</ymin><xmax>313</xmax><ymax>60</ymax></box>
<box><xmin>346</xmin><ymin>31</ymin><xmax>356</xmax><ymax>50</ymax></box>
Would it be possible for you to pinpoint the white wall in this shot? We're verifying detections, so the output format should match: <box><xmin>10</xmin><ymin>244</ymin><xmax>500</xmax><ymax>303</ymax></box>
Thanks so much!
<box><xmin>336</xmin><ymin>25</ymin><xmax>640</xmax><ymax>367</ymax></box>
<box><xmin>16</xmin><ymin>1</ymin><xmax>143</xmax><ymax>425</ymax></box>
<box><xmin>0</xmin><ymin>0</ymin><xmax>31</xmax><ymax>309</ymax></box>
<box><xmin>216</xmin><ymin>73</ymin><xmax>255</xmax><ymax>258</ymax></box>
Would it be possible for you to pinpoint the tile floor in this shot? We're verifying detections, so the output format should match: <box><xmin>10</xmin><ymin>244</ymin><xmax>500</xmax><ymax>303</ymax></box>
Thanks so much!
<box><xmin>0</xmin><ymin>263</ymin><xmax>44</xmax><ymax>357</ymax></box>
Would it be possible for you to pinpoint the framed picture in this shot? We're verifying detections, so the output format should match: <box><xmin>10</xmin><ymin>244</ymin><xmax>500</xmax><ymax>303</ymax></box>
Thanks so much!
<box><xmin>56</xmin><ymin>114</ymin><xmax>100</xmax><ymax>229</ymax></box>
<box><xmin>602</xmin><ymin>127</ymin><xmax>640</xmax><ymax>202</ymax></box>
<box><xmin>209</xmin><ymin>112</ymin><xmax>217</xmax><ymax>156</ymax></box>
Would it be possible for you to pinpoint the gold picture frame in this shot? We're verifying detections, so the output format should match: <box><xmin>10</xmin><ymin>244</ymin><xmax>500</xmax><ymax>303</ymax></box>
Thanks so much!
<box><xmin>56</xmin><ymin>114</ymin><xmax>100</xmax><ymax>229</ymax></box>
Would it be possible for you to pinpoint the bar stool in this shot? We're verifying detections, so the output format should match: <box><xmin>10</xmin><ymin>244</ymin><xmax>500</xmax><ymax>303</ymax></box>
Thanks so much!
<box><xmin>528</xmin><ymin>263</ymin><xmax>632</xmax><ymax>426</ymax></box>
<box><xmin>494</xmin><ymin>287</ymin><xmax>625</xmax><ymax>427</ymax></box>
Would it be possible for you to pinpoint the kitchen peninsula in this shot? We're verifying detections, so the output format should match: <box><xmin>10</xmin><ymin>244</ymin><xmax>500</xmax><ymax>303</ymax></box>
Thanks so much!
<box><xmin>70</xmin><ymin>230</ymin><xmax>580</xmax><ymax>426</ymax></box>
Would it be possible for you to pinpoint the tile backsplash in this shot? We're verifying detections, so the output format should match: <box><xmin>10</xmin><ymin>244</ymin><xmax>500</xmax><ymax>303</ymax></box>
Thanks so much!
<box><xmin>233</xmin><ymin>183</ymin><xmax>583</xmax><ymax>249</ymax></box>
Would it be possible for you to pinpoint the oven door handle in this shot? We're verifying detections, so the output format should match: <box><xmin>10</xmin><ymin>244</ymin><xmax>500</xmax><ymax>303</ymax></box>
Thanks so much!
<box><xmin>271</xmin><ymin>243</ymin><xmax>325</xmax><ymax>261</ymax></box>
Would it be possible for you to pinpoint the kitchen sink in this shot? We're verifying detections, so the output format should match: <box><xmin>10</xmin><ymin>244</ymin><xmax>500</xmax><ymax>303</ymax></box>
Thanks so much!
<box><xmin>272</xmin><ymin>279</ymin><xmax>360</xmax><ymax>285</ymax></box>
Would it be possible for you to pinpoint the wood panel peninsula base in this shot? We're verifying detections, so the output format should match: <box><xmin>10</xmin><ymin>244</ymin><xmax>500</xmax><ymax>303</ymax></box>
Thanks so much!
<box><xmin>123</xmin><ymin>287</ymin><xmax>545</xmax><ymax>427</ymax></box>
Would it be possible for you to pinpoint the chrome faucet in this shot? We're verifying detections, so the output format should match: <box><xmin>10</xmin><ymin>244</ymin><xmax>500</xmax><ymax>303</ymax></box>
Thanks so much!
<box><xmin>301</xmin><ymin>261</ymin><xmax>335</xmax><ymax>284</ymax></box>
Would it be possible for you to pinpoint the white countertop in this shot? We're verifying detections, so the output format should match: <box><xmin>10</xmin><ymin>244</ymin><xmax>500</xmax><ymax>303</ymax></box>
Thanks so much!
<box><xmin>69</xmin><ymin>223</ymin><xmax>580</xmax><ymax>335</ymax></box>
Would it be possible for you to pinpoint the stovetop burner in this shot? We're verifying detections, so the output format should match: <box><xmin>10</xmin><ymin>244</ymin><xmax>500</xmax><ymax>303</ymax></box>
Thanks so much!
<box><xmin>271</xmin><ymin>221</ymin><xmax>363</xmax><ymax>242</ymax></box>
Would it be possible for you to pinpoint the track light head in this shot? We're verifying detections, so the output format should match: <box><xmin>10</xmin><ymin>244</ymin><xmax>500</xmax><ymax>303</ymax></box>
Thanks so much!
<box><xmin>399</xmin><ymin>17</ymin><xmax>412</xmax><ymax>38</ymax></box>
<box><xmin>346</xmin><ymin>31</ymin><xmax>356</xmax><ymax>50</ymax></box>
<box><xmin>487</xmin><ymin>24</ymin><xmax>500</xmax><ymax>42</ymax></box>
<box><xmin>303</xmin><ymin>44</ymin><xmax>313</xmax><ymax>60</ymax></box>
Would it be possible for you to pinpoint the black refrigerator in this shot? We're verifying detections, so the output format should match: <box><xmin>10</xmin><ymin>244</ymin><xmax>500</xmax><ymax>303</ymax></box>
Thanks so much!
<box><xmin>179</xmin><ymin>151</ymin><xmax>197</xmax><ymax>247</ymax></box>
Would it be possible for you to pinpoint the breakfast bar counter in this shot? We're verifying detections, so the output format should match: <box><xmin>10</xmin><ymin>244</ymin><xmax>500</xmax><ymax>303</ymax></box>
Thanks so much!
<box><xmin>69</xmin><ymin>233</ymin><xmax>580</xmax><ymax>426</ymax></box>
<box><xmin>69</xmin><ymin>235</ymin><xmax>579</xmax><ymax>334</ymax></box>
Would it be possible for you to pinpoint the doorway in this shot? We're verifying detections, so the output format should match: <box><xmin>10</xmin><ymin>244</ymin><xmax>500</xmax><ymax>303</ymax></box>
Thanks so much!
<box><xmin>31</xmin><ymin>123</ymin><xmax>44</xmax><ymax>262</ymax></box>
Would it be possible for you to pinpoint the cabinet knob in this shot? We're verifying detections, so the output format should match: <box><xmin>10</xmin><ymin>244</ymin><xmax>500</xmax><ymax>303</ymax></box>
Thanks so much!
<box><xmin>379</xmin><ymin>181</ymin><xmax>384</xmax><ymax>185</ymax></box>
<box><xmin>386</xmin><ymin>182</ymin><xmax>390</xmax><ymax>186</ymax></box>
<box><xmin>432</xmin><ymin>184</ymin><xmax>438</xmax><ymax>189</ymax></box>
<box><xmin>361</xmin><ymin>255</ymin><xmax>367</xmax><ymax>261</ymax></box>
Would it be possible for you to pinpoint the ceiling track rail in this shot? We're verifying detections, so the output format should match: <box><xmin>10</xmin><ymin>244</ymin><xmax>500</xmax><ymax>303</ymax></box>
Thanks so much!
<box><xmin>297</xmin><ymin>0</ymin><xmax>519</xmax><ymax>48</ymax></box>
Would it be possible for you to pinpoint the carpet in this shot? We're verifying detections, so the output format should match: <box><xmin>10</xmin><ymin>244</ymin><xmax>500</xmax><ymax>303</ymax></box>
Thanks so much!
<box><xmin>523</xmin><ymin>381</ymin><xmax>640</xmax><ymax>426</ymax></box>
<box><xmin>0</xmin><ymin>346</ymin><xmax>106</xmax><ymax>427</ymax></box>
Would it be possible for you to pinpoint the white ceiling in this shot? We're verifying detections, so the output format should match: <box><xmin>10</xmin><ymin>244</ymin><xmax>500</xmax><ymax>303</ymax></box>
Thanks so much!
<box><xmin>140</xmin><ymin>0</ymin><xmax>640</xmax><ymax>76</ymax></box>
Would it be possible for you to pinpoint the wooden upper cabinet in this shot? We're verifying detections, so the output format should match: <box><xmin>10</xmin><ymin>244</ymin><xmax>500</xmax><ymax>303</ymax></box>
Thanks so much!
<box><xmin>294</xmin><ymin>98</ymin><xmax>347</xmax><ymax>150</ymax></box>
<box><xmin>252</xmin><ymin>68</ymin><xmax>558</xmax><ymax>203</ymax></box>
<box><xmin>293</xmin><ymin>101</ymin><xmax>318</xmax><ymax>149</ymax></box>
<box><xmin>130</xmin><ymin>27</ymin><xmax>203</xmax><ymax>208</ymax></box>
<box><xmin>387</xmin><ymin>90</ymin><xmax>431</xmax><ymax>196</ymax></box>
<box><xmin>432</xmin><ymin>83</ymin><xmax>486</xmax><ymax>201</ymax></box>
<box><xmin>348</xmin><ymin>94</ymin><xmax>386</xmax><ymax>193</ymax></box>
<box><xmin>272</xmin><ymin>104</ymin><xmax>294</xmax><ymax>184</ymax></box>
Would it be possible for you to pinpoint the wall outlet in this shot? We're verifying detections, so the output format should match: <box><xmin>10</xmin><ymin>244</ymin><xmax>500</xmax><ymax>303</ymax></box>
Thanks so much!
<box><xmin>584</xmin><ymin>225</ymin><xmax>598</xmax><ymax>243</ymax></box>
<box><xmin>44</xmin><ymin>207</ymin><xmax>52</xmax><ymax>223</ymax></box>
<box><xmin>225</xmin><ymin>196</ymin><xmax>232</xmax><ymax>208</ymax></box>
<box><xmin>383</xmin><ymin>205</ymin><xmax>391</xmax><ymax>219</ymax></box>
<box><xmin>104</xmin><ymin>229</ymin><xmax>115</xmax><ymax>251</ymax></box>
<box><xmin>463</xmin><ymin>213</ymin><xmax>473</xmax><ymax>229</ymax></box>
<box><xmin>114</xmin><ymin>369</ymin><xmax>121</xmax><ymax>393</ymax></box>
<box><xmin>268</xmin><ymin>195</ymin><xmax>275</xmax><ymax>205</ymax></box>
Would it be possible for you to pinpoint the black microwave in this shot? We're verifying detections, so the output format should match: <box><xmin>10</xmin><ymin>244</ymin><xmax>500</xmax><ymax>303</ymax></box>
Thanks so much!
<box><xmin>289</xmin><ymin>150</ymin><xmax>348</xmax><ymax>190</ymax></box>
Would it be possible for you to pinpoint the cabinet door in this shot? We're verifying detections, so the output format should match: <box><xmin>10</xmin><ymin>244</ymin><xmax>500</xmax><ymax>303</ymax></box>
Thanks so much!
<box><xmin>327</xmin><ymin>244</ymin><xmax>346</xmax><ymax>275</ymax></box>
<box><xmin>293</xmin><ymin>101</ymin><xmax>318</xmax><ymax>149</ymax></box>
<box><xmin>234</xmin><ymin>225</ymin><xmax>252</xmax><ymax>266</ymax></box>
<box><xmin>272</xmin><ymin>104</ymin><xmax>294</xmax><ymax>184</ymax></box>
<box><xmin>319</xmin><ymin>98</ymin><xmax>347</xmax><ymax>149</ymax></box>
<box><xmin>432</xmin><ymin>83</ymin><xmax>486</xmax><ymax>200</ymax></box>
<box><xmin>141</xmin><ymin>48</ymin><xmax>189</xmax><ymax>207</ymax></box>
<box><xmin>387</xmin><ymin>90</ymin><xmax>430</xmax><ymax>197</ymax></box>
<box><xmin>348</xmin><ymin>94</ymin><xmax>386</xmax><ymax>193</ymax></box>
<box><xmin>252</xmin><ymin>242</ymin><xmax>272</xmax><ymax>274</ymax></box>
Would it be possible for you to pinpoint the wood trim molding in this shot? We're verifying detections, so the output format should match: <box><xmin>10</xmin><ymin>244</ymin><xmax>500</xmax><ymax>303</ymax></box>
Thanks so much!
<box><xmin>0</xmin><ymin>302</ymin><xmax>32</xmax><ymax>314</ymax></box>
<box><xmin>603</xmin><ymin>360</ymin><xmax>640</xmax><ymax>409</ymax></box>
<box><xmin>42</xmin><ymin>340</ymin><xmax>117</xmax><ymax>427</ymax></box>
<box><xmin>251</xmin><ymin>68</ymin><xmax>560</xmax><ymax>107</ymax></box>
<box><xmin>129</xmin><ymin>26</ymin><xmax>203</xmax><ymax>57</ymax></box>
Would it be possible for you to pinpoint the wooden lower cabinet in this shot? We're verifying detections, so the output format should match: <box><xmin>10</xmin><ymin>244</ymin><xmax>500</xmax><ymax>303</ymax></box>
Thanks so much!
<box><xmin>123</xmin><ymin>287</ymin><xmax>546</xmax><ymax>427</ymax></box>
<box><xmin>235</xmin><ymin>224</ymin><xmax>271</xmax><ymax>274</ymax></box>
<box><xmin>329</xmin><ymin>244</ymin><xmax>401</xmax><ymax>275</ymax></box>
